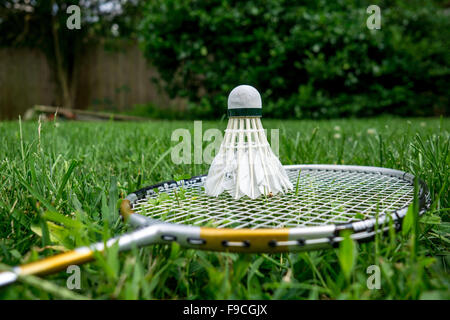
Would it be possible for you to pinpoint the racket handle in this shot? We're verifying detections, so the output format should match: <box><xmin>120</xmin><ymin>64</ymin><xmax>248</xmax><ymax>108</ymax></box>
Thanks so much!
<box><xmin>0</xmin><ymin>225</ymin><xmax>161</xmax><ymax>287</ymax></box>
<box><xmin>0</xmin><ymin>248</ymin><xmax>94</xmax><ymax>287</ymax></box>
<box><xmin>0</xmin><ymin>199</ymin><xmax>138</xmax><ymax>287</ymax></box>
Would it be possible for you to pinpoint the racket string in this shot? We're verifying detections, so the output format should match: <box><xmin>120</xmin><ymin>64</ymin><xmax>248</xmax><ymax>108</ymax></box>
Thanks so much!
<box><xmin>132</xmin><ymin>168</ymin><xmax>414</xmax><ymax>229</ymax></box>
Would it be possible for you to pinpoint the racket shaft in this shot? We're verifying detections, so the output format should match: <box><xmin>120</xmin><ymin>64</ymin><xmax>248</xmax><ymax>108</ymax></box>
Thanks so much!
<box><xmin>0</xmin><ymin>225</ymin><xmax>160</xmax><ymax>287</ymax></box>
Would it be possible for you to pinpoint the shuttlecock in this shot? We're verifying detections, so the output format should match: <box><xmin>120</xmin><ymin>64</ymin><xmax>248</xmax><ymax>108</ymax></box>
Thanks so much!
<box><xmin>204</xmin><ymin>85</ymin><xmax>293</xmax><ymax>200</ymax></box>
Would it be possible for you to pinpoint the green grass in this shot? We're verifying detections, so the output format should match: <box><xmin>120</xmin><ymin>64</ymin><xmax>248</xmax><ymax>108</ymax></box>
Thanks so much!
<box><xmin>0</xmin><ymin>117</ymin><xmax>448</xmax><ymax>299</ymax></box>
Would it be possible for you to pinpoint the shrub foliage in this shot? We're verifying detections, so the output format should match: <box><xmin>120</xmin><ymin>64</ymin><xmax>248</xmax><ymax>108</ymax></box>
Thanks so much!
<box><xmin>139</xmin><ymin>0</ymin><xmax>449</xmax><ymax>119</ymax></box>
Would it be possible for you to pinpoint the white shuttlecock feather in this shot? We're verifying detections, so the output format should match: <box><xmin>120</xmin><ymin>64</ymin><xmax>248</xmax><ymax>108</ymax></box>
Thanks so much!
<box><xmin>204</xmin><ymin>85</ymin><xmax>293</xmax><ymax>200</ymax></box>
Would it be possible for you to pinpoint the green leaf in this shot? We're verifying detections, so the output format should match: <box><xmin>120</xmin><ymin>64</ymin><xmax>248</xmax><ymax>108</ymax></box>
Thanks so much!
<box><xmin>42</xmin><ymin>211</ymin><xmax>83</xmax><ymax>229</ymax></box>
<box><xmin>402</xmin><ymin>204</ymin><xmax>414</xmax><ymax>236</ymax></box>
<box><xmin>101</xmin><ymin>193</ymin><xmax>110</xmax><ymax>224</ymax></box>
<box><xmin>108</xmin><ymin>176</ymin><xmax>119</xmax><ymax>224</ymax></box>
<box><xmin>30</xmin><ymin>221</ymin><xmax>72</xmax><ymax>248</ymax></box>
<box><xmin>39</xmin><ymin>216</ymin><xmax>50</xmax><ymax>246</ymax></box>
<box><xmin>106</xmin><ymin>241</ymin><xmax>120</xmax><ymax>279</ymax></box>
<box><xmin>93</xmin><ymin>241</ymin><xmax>120</xmax><ymax>281</ymax></box>
<box><xmin>354</xmin><ymin>212</ymin><xmax>365</xmax><ymax>220</ymax></box>
<box><xmin>56</xmin><ymin>160</ymin><xmax>78</xmax><ymax>202</ymax></box>
<box><xmin>170</xmin><ymin>241</ymin><xmax>180</xmax><ymax>260</ymax></box>
<box><xmin>338</xmin><ymin>230</ymin><xmax>356</xmax><ymax>280</ymax></box>
<box><xmin>420</xmin><ymin>214</ymin><xmax>441</xmax><ymax>225</ymax></box>
<box><xmin>173</xmin><ymin>174</ymin><xmax>191</xmax><ymax>181</ymax></box>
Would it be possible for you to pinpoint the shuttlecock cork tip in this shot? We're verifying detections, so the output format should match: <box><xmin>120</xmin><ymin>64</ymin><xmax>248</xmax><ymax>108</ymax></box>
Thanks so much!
<box><xmin>227</xmin><ymin>85</ymin><xmax>262</xmax><ymax>117</ymax></box>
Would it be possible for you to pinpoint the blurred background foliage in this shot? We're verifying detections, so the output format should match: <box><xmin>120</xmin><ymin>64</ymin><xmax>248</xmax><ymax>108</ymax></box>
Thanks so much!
<box><xmin>139</xmin><ymin>0</ymin><xmax>449</xmax><ymax>119</ymax></box>
<box><xmin>0</xmin><ymin>0</ymin><xmax>449</xmax><ymax>119</ymax></box>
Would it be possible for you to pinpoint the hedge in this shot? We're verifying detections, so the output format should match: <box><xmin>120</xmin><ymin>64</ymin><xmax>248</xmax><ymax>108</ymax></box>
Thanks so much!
<box><xmin>139</xmin><ymin>0</ymin><xmax>449</xmax><ymax>119</ymax></box>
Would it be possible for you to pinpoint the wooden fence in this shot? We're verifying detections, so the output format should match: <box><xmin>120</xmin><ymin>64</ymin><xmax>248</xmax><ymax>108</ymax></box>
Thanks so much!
<box><xmin>0</xmin><ymin>43</ymin><xmax>184</xmax><ymax>120</ymax></box>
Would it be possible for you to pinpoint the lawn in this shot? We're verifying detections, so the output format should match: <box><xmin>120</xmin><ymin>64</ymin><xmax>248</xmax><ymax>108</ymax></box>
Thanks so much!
<box><xmin>0</xmin><ymin>117</ymin><xmax>448</xmax><ymax>299</ymax></box>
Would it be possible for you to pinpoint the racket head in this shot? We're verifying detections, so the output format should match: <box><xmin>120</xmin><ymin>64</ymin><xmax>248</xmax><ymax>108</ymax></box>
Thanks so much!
<box><xmin>120</xmin><ymin>165</ymin><xmax>431</xmax><ymax>253</ymax></box>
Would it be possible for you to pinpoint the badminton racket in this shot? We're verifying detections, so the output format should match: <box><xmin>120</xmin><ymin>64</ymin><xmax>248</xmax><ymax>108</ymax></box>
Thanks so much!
<box><xmin>0</xmin><ymin>164</ymin><xmax>431</xmax><ymax>287</ymax></box>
